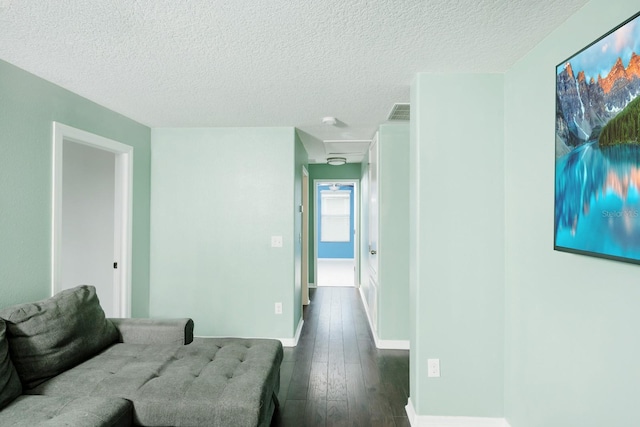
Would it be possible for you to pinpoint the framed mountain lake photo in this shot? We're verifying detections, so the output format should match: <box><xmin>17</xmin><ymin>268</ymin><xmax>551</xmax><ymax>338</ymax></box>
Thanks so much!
<box><xmin>555</xmin><ymin>11</ymin><xmax>640</xmax><ymax>265</ymax></box>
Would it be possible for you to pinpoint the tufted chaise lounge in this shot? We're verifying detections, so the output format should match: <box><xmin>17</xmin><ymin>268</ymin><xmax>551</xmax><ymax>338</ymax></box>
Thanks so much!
<box><xmin>0</xmin><ymin>285</ymin><xmax>283</xmax><ymax>426</ymax></box>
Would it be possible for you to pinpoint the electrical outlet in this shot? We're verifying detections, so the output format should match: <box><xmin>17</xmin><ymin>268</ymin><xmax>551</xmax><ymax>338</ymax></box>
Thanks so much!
<box><xmin>427</xmin><ymin>359</ymin><xmax>440</xmax><ymax>377</ymax></box>
<box><xmin>275</xmin><ymin>302</ymin><xmax>283</xmax><ymax>315</ymax></box>
<box><xmin>271</xmin><ymin>236</ymin><xmax>283</xmax><ymax>248</ymax></box>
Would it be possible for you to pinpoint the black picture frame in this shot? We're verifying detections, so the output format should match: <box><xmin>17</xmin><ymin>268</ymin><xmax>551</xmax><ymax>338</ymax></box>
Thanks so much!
<box><xmin>555</xmin><ymin>10</ymin><xmax>640</xmax><ymax>265</ymax></box>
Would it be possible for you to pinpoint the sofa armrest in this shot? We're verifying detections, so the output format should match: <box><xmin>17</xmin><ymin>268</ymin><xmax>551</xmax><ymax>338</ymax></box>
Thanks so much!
<box><xmin>108</xmin><ymin>318</ymin><xmax>194</xmax><ymax>345</ymax></box>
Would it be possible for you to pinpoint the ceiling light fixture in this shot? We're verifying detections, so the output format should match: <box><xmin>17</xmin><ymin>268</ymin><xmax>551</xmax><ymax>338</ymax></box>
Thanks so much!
<box><xmin>327</xmin><ymin>157</ymin><xmax>347</xmax><ymax>166</ymax></box>
<box><xmin>322</xmin><ymin>116</ymin><xmax>337</xmax><ymax>125</ymax></box>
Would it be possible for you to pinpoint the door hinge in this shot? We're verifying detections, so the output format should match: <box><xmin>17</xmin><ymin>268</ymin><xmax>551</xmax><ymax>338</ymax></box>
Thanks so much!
<box><xmin>113</xmin><ymin>262</ymin><xmax>118</xmax><ymax>269</ymax></box>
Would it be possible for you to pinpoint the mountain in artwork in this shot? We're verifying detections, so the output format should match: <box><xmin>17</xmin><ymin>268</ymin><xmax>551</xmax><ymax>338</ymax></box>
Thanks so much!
<box><xmin>556</xmin><ymin>53</ymin><xmax>640</xmax><ymax>154</ymax></box>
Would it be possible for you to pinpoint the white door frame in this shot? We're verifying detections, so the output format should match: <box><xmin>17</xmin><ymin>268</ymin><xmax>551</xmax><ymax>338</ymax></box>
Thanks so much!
<box><xmin>302</xmin><ymin>166</ymin><xmax>310</xmax><ymax>304</ymax></box>
<box><xmin>313</xmin><ymin>179</ymin><xmax>360</xmax><ymax>287</ymax></box>
<box><xmin>51</xmin><ymin>122</ymin><xmax>133</xmax><ymax>317</ymax></box>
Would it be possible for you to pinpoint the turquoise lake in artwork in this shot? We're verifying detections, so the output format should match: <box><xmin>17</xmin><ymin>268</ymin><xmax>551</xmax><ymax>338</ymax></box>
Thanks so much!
<box><xmin>555</xmin><ymin>142</ymin><xmax>640</xmax><ymax>260</ymax></box>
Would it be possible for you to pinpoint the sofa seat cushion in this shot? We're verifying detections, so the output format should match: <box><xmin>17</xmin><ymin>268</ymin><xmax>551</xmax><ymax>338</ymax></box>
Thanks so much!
<box><xmin>0</xmin><ymin>395</ymin><xmax>131</xmax><ymax>427</ymax></box>
<box><xmin>0</xmin><ymin>285</ymin><xmax>119</xmax><ymax>389</ymax></box>
<box><xmin>27</xmin><ymin>338</ymin><xmax>284</xmax><ymax>427</ymax></box>
<box><xmin>0</xmin><ymin>319</ymin><xmax>21</xmax><ymax>409</ymax></box>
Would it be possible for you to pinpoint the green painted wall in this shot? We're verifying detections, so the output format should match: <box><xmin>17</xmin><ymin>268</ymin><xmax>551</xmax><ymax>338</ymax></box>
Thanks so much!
<box><xmin>0</xmin><ymin>59</ymin><xmax>151</xmax><ymax>316</ymax></box>
<box><xmin>307</xmin><ymin>163</ymin><xmax>361</xmax><ymax>284</ymax></box>
<box><xmin>378</xmin><ymin>124</ymin><xmax>410</xmax><ymax>341</ymax></box>
<box><xmin>150</xmin><ymin>127</ymin><xmax>300</xmax><ymax>339</ymax></box>
<box><xmin>410</xmin><ymin>73</ymin><xmax>505</xmax><ymax>416</ymax></box>
<box><xmin>504</xmin><ymin>1</ymin><xmax>640</xmax><ymax>426</ymax></box>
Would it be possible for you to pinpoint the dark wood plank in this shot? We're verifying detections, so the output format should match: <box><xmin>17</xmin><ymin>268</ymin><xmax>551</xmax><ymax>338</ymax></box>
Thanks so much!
<box><xmin>357</xmin><ymin>338</ymin><xmax>381</xmax><ymax>388</ymax></box>
<box><xmin>308</xmin><ymin>361</ymin><xmax>328</xmax><ymax>399</ymax></box>
<box><xmin>394</xmin><ymin>415</ymin><xmax>412</xmax><ymax>427</ymax></box>
<box><xmin>312</xmin><ymin>326</ymin><xmax>330</xmax><ymax>363</ymax></box>
<box><xmin>326</xmin><ymin>400</ymin><xmax>348</xmax><ymax>427</ymax></box>
<box><xmin>380</xmin><ymin>351</ymin><xmax>411</xmax><ymax>417</ymax></box>
<box><xmin>274</xmin><ymin>286</ymin><xmax>409</xmax><ymax>427</ymax></box>
<box><xmin>327</xmin><ymin>337</ymin><xmax>346</xmax><ymax>401</ymax></box>
<box><xmin>305</xmin><ymin>361</ymin><xmax>328</xmax><ymax>426</ymax></box>
<box><xmin>312</xmin><ymin>290</ymin><xmax>331</xmax><ymax>363</ymax></box>
<box><xmin>352</xmin><ymin>295</ymin><xmax>373</xmax><ymax>341</ymax></box>
<box><xmin>340</xmin><ymin>291</ymin><xmax>361</xmax><ymax>364</ymax></box>
<box><xmin>282</xmin><ymin>346</ymin><xmax>296</xmax><ymax>362</ymax></box>
<box><xmin>345</xmin><ymin>362</ymin><xmax>371</xmax><ymax>427</ymax></box>
<box><xmin>277</xmin><ymin>360</ymin><xmax>295</xmax><ymax>409</ymax></box>
<box><xmin>304</xmin><ymin>397</ymin><xmax>327</xmax><ymax>427</ymax></box>
<box><xmin>356</xmin><ymin>331</ymin><xmax>399</xmax><ymax>426</ymax></box>
<box><xmin>342</xmin><ymin>332</ymin><xmax>361</xmax><ymax>364</ymax></box>
<box><xmin>286</xmin><ymin>357</ymin><xmax>312</xmax><ymax>400</ymax></box>
<box><xmin>272</xmin><ymin>399</ymin><xmax>306</xmax><ymax>427</ymax></box>
<box><xmin>329</xmin><ymin>288</ymin><xmax>343</xmax><ymax>339</ymax></box>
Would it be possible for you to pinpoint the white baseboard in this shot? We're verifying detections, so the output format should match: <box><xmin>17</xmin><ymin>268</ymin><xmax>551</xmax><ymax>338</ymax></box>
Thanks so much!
<box><xmin>357</xmin><ymin>286</ymin><xmax>377</xmax><ymax>340</ymax></box>
<box><xmin>195</xmin><ymin>318</ymin><xmax>304</xmax><ymax>348</ymax></box>
<box><xmin>406</xmin><ymin>399</ymin><xmax>418</xmax><ymax>426</ymax></box>
<box><xmin>358</xmin><ymin>287</ymin><xmax>410</xmax><ymax>351</ymax></box>
<box><xmin>406</xmin><ymin>398</ymin><xmax>511</xmax><ymax>427</ymax></box>
<box><xmin>280</xmin><ymin>318</ymin><xmax>304</xmax><ymax>347</ymax></box>
<box><xmin>308</xmin><ymin>282</ymin><xmax>316</xmax><ymax>288</ymax></box>
<box><xmin>377</xmin><ymin>339</ymin><xmax>410</xmax><ymax>350</ymax></box>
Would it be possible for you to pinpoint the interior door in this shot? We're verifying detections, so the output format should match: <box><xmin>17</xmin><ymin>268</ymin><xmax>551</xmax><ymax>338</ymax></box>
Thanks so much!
<box><xmin>368</xmin><ymin>133</ymin><xmax>379</xmax><ymax>281</ymax></box>
<box><xmin>60</xmin><ymin>140</ymin><xmax>118</xmax><ymax>316</ymax></box>
<box><xmin>302</xmin><ymin>167</ymin><xmax>310</xmax><ymax>305</ymax></box>
<box><xmin>52</xmin><ymin>122</ymin><xmax>133</xmax><ymax>318</ymax></box>
<box><xmin>367</xmin><ymin>133</ymin><xmax>379</xmax><ymax>330</ymax></box>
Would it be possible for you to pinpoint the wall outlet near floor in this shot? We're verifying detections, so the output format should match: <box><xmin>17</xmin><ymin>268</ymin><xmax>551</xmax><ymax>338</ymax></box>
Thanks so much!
<box><xmin>271</xmin><ymin>235</ymin><xmax>283</xmax><ymax>248</ymax></box>
<box><xmin>274</xmin><ymin>302</ymin><xmax>283</xmax><ymax>315</ymax></box>
<box><xmin>427</xmin><ymin>358</ymin><xmax>440</xmax><ymax>377</ymax></box>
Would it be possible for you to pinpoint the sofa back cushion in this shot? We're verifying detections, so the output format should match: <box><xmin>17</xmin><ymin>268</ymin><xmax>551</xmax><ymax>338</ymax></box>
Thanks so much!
<box><xmin>0</xmin><ymin>285</ymin><xmax>118</xmax><ymax>389</ymax></box>
<box><xmin>0</xmin><ymin>319</ymin><xmax>21</xmax><ymax>409</ymax></box>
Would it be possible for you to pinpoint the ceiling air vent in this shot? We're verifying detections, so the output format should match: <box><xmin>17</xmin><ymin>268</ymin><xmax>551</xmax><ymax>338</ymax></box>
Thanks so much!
<box><xmin>387</xmin><ymin>103</ymin><xmax>410</xmax><ymax>121</ymax></box>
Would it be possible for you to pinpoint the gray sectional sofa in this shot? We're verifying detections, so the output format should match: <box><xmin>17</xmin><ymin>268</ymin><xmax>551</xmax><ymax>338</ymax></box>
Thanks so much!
<box><xmin>0</xmin><ymin>285</ymin><xmax>283</xmax><ymax>426</ymax></box>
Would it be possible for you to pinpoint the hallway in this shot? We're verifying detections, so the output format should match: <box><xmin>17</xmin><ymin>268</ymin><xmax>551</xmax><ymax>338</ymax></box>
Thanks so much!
<box><xmin>272</xmin><ymin>287</ymin><xmax>410</xmax><ymax>427</ymax></box>
<box><xmin>316</xmin><ymin>259</ymin><xmax>356</xmax><ymax>287</ymax></box>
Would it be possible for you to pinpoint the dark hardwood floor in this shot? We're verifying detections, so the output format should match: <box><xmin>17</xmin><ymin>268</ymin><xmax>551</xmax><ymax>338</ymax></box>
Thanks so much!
<box><xmin>272</xmin><ymin>286</ymin><xmax>410</xmax><ymax>427</ymax></box>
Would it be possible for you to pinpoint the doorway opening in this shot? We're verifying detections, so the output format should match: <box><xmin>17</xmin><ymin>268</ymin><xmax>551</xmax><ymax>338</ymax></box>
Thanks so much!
<box><xmin>301</xmin><ymin>166</ymin><xmax>310</xmax><ymax>305</ymax></box>
<box><xmin>51</xmin><ymin>122</ymin><xmax>133</xmax><ymax>318</ymax></box>
<box><xmin>314</xmin><ymin>180</ymin><xmax>359</xmax><ymax>287</ymax></box>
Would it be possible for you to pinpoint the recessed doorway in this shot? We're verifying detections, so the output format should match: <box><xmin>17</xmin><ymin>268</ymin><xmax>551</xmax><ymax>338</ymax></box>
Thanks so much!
<box><xmin>51</xmin><ymin>122</ymin><xmax>133</xmax><ymax>318</ymax></box>
<box><xmin>314</xmin><ymin>180</ymin><xmax>359</xmax><ymax>287</ymax></box>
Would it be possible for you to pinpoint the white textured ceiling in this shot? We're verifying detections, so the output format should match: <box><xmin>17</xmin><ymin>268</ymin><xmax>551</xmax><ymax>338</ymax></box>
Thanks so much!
<box><xmin>0</xmin><ymin>0</ymin><xmax>587</xmax><ymax>163</ymax></box>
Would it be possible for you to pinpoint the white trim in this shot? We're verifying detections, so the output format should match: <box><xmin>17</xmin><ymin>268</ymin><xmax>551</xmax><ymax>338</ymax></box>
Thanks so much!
<box><xmin>284</xmin><ymin>318</ymin><xmax>305</xmax><ymax>347</ymax></box>
<box><xmin>308</xmin><ymin>282</ymin><xmax>317</xmax><ymax>288</ymax></box>
<box><xmin>359</xmin><ymin>286</ymin><xmax>377</xmax><ymax>341</ymax></box>
<box><xmin>359</xmin><ymin>286</ymin><xmax>372</xmax><ymax>323</ymax></box>
<box><xmin>378</xmin><ymin>338</ymin><xmax>410</xmax><ymax>350</ymax></box>
<box><xmin>406</xmin><ymin>398</ymin><xmax>418</xmax><ymax>426</ymax></box>
<box><xmin>415</xmin><ymin>417</ymin><xmax>510</xmax><ymax>427</ymax></box>
<box><xmin>406</xmin><ymin>399</ymin><xmax>511</xmax><ymax>427</ymax></box>
<box><xmin>197</xmin><ymin>321</ymin><xmax>304</xmax><ymax>348</ymax></box>
<box><xmin>302</xmin><ymin>165</ymin><xmax>310</xmax><ymax>307</ymax></box>
<box><xmin>358</xmin><ymin>287</ymin><xmax>409</xmax><ymax>350</ymax></box>
<box><xmin>313</xmin><ymin>179</ymin><xmax>359</xmax><ymax>287</ymax></box>
<box><xmin>51</xmin><ymin>122</ymin><xmax>133</xmax><ymax>317</ymax></box>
